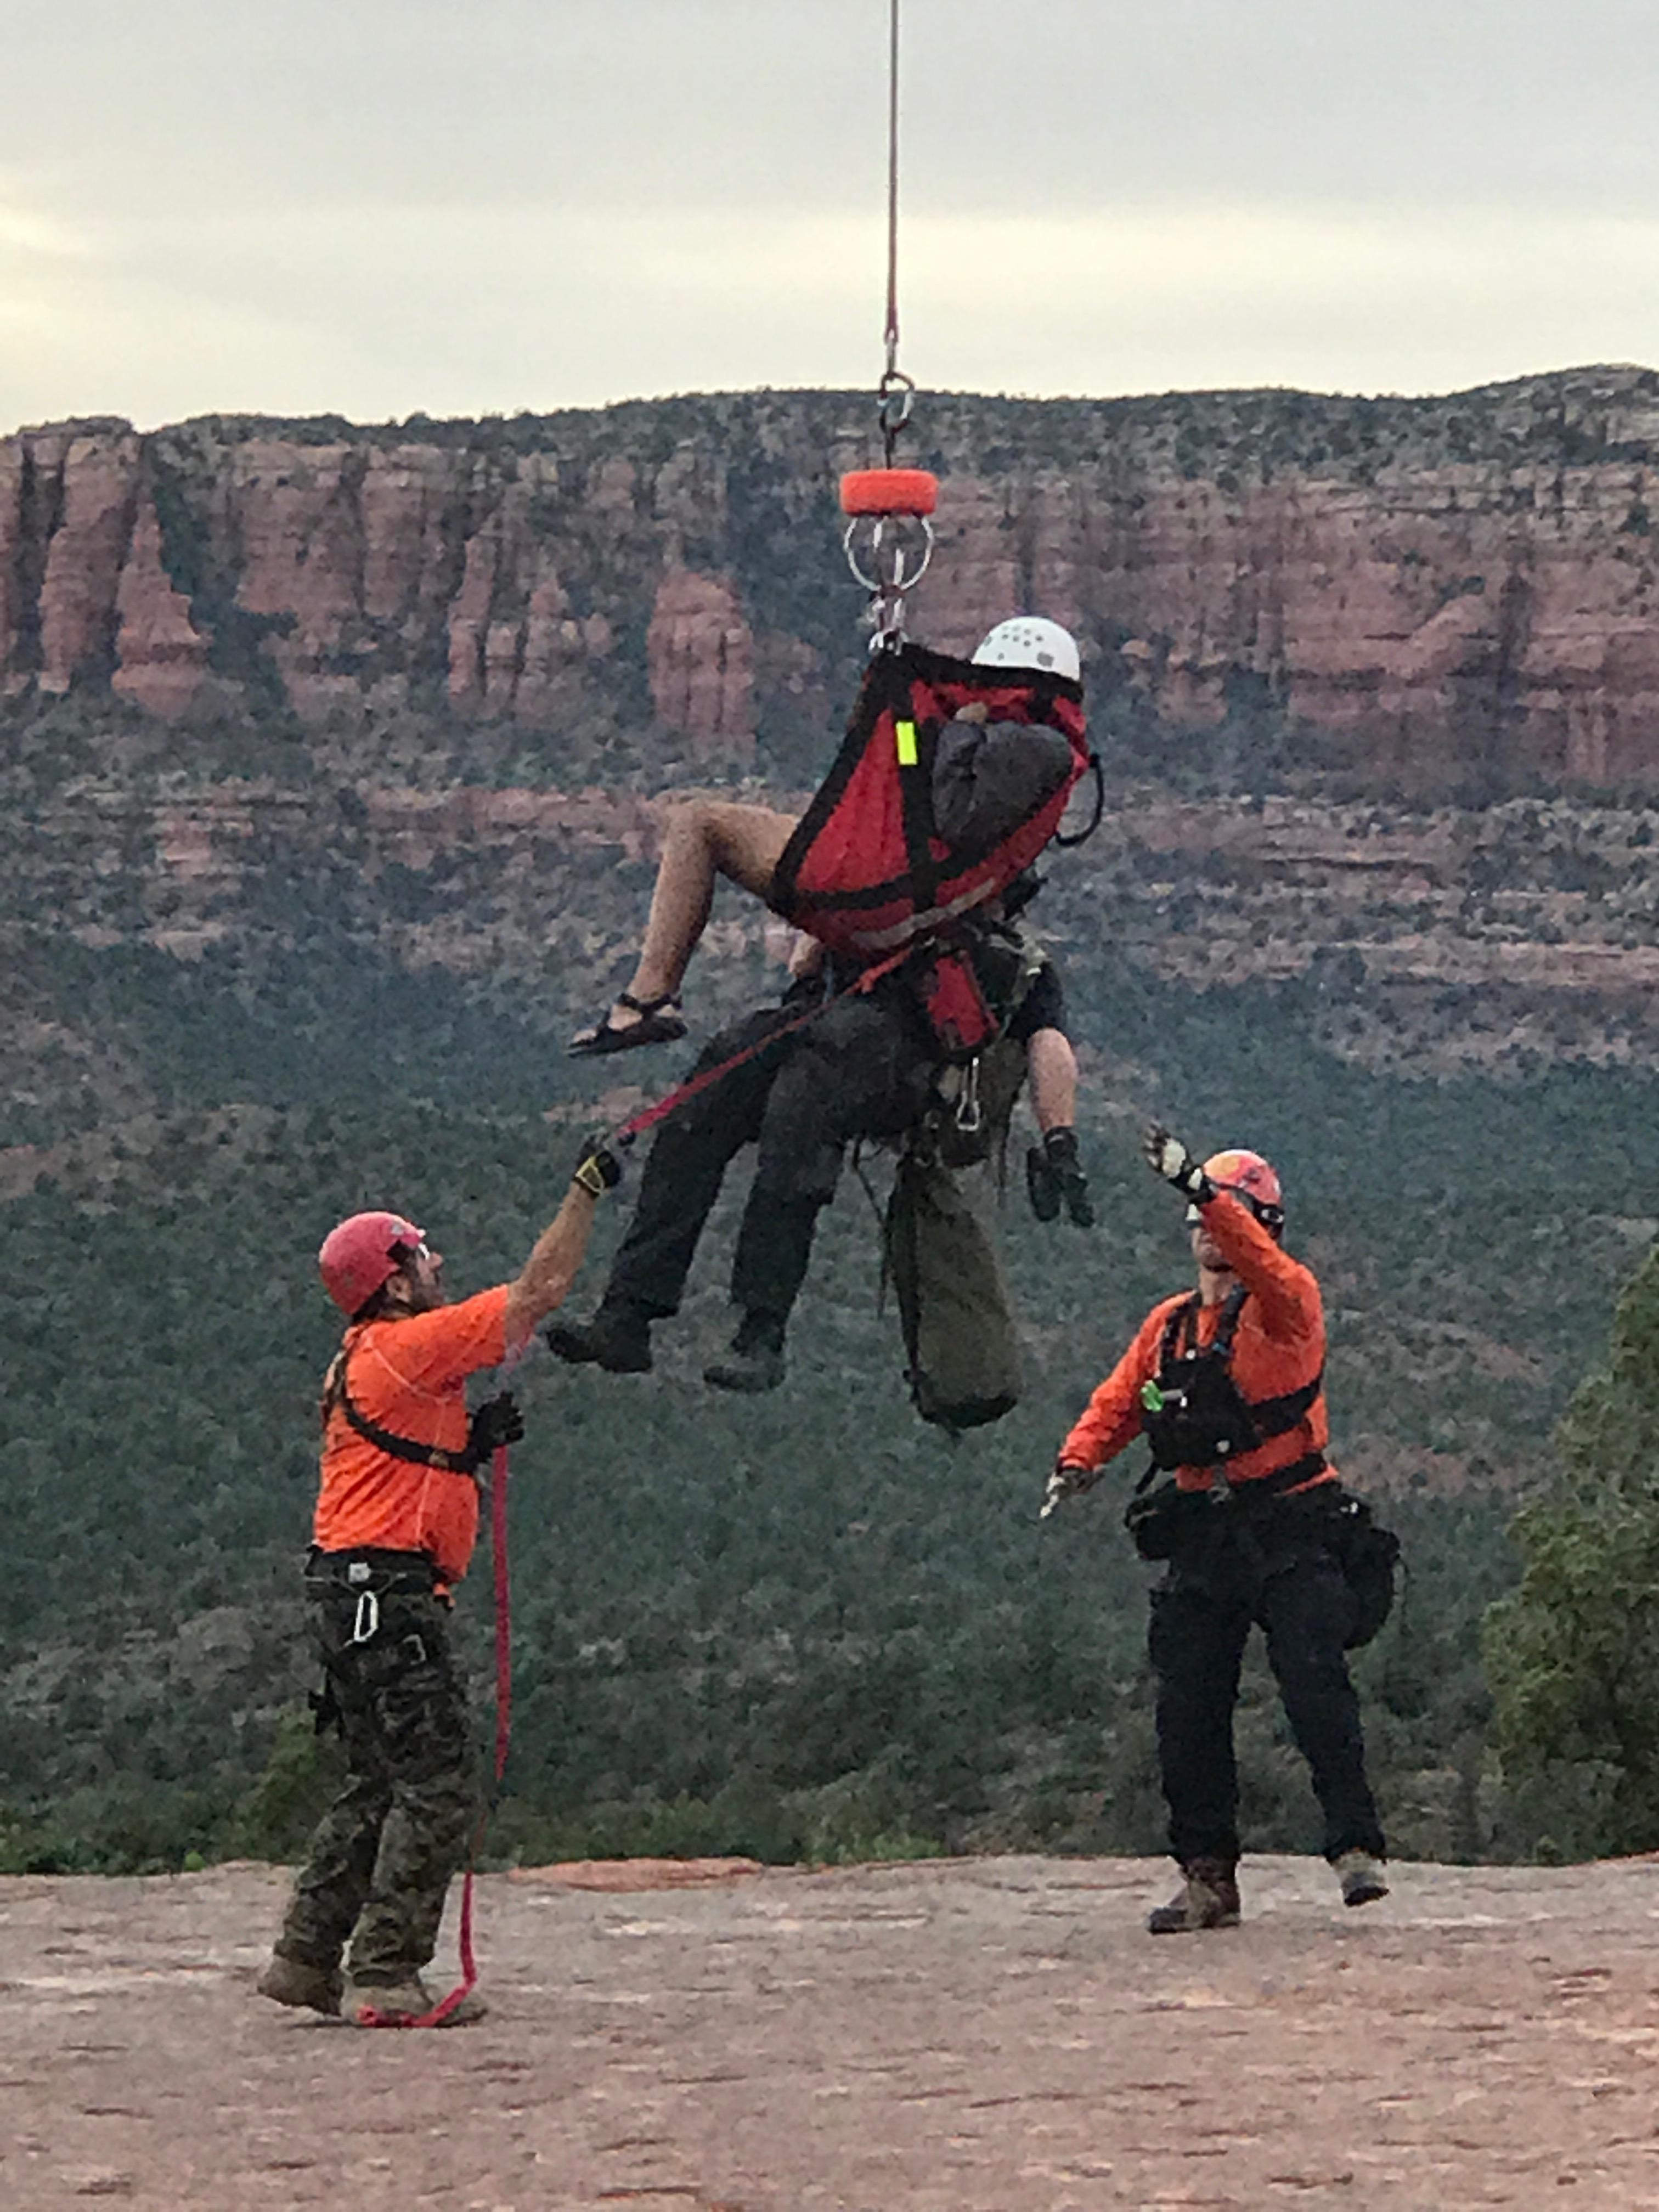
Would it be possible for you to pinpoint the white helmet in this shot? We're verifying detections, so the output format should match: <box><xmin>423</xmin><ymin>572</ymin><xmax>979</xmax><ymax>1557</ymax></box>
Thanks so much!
<box><xmin>972</xmin><ymin>616</ymin><xmax>1081</xmax><ymax>684</ymax></box>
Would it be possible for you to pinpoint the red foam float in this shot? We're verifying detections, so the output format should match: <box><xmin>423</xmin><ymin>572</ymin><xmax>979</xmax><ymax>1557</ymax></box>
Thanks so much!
<box><xmin>839</xmin><ymin>467</ymin><xmax>939</xmax><ymax>518</ymax></box>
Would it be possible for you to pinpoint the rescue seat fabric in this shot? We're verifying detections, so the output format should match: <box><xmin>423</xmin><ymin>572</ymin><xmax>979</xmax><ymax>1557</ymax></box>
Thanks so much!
<box><xmin>769</xmin><ymin>639</ymin><xmax>1088</xmax><ymax>956</ymax></box>
<box><xmin>314</xmin><ymin>1285</ymin><xmax>509</xmax><ymax>1583</ymax></box>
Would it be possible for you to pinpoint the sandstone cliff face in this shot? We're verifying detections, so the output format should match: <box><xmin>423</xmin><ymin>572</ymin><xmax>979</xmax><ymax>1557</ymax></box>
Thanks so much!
<box><xmin>5</xmin><ymin>369</ymin><xmax>1659</xmax><ymax>781</ymax></box>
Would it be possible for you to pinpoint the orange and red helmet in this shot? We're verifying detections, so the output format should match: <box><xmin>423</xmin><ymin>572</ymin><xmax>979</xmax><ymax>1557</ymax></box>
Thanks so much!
<box><xmin>1195</xmin><ymin>1149</ymin><xmax>1284</xmax><ymax>1233</ymax></box>
<box><xmin>319</xmin><ymin>1211</ymin><xmax>425</xmax><ymax>1317</ymax></box>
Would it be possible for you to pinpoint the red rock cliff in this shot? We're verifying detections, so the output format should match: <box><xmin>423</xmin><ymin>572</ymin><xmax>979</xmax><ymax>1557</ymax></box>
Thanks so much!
<box><xmin>5</xmin><ymin>369</ymin><xmax>1659</xmax><ymax>783</ymax></box>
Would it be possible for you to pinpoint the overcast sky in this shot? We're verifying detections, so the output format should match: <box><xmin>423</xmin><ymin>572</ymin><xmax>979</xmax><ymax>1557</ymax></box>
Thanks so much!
<box><xmin>7</xmin><ymin>0</ymin><xmax>1659</xmax><ymax>432</ymax></box>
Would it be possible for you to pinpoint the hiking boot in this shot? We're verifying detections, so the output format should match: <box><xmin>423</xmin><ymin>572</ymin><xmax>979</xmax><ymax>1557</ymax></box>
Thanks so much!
<box><xmin>544</xmin><ymin>1305</ymin><xmax>653</xmax><ymax>1374</ymax></box>
<box><xmin>1147</xmin><ymin>1858</ymin><xmax>1241</xmax><ymax>1935</ymax></box>
<box><xmin>1335</xmin><ymin>1849</ymin><xmax>1389</xmax><ymax>1908</ymax></box>
<box><xmin>342</xmin><ymin>1974</ymin><xmax>489</xmax><ymax>2027</ymax></box>
<box><xmin>705</xmin><ymin>1312</ymin><xmax>786</xmax><ymax>1394</ymax></box>
<box><xmin>257</xmin><ymin>1953</ymin><xmax>342</xmax><ymax>2017</ymax></box>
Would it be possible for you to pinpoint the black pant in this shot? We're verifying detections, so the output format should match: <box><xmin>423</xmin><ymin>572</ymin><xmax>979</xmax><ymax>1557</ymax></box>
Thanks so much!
<box><xmin>1148</xmin><ymin>1516</ymin><xmax>1385</xmax><ymax>1869</ymax></box>
<box><xmin>603</xmin><ymin>989</ymin><xmax>937</xmax><ymax>1330</ymax></box>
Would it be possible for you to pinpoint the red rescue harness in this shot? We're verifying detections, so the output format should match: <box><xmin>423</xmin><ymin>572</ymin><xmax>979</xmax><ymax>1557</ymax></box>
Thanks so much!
<box><xmin>769</xmin><ymin>639</ymin><xmax>1091</xmax><ymax>956</ymax></box>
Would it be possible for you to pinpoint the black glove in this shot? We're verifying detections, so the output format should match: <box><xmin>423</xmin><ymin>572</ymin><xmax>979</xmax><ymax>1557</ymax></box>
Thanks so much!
<box><xmin>1142</xmin><ymin>1123</ymin><xmax>1213</xmax><ymax>1205</ymax></box>
<box><xmin>466</xmin><ymin>1391</ymin><xmax>524</xmax><ymax>1464</ymax></box>
<box><xmin>572</xmin><ymin>1139</ymin><xmax>623</xmax><ymax>1197</ymax></box>
<box><xmin>1026</xmin><ymin>1127</ymin><xmax>1094</xmax><ymax>1227</ymax></box>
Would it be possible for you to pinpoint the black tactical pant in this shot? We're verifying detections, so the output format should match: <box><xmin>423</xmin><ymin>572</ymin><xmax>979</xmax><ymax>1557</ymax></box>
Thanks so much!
<box><xmin>1148</xmin><ymin>1512</ymin><xmax>1386</xmax><ymax>1870</ymax></box>
<box><xmin>602</xmin><ymin>989</ymin><xmax>937</xmax><ymax>1331</ymax></box>
<box><xmin>274</xmin><ymin>1584</ymin><xmax>475</xmax><ymax>1987</ymax></box>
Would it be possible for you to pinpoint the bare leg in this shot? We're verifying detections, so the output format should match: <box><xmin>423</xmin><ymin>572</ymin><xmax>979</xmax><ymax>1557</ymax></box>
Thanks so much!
<box><xmin>573</xmin><ymin>801</ymin><xmax>799</xmax><ymax>1047</ymax></box>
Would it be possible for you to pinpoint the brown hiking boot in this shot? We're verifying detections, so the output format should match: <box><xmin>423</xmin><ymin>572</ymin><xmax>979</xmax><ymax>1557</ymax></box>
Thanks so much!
<box><xmin>257</xmin><ymin>1954</ymin><xmax>342</xmax><ymax>2016</ymax></box>
<box><xmin>1147</xmin><ymin>1858</ymin><xmax>1241</xmax><ymax>1935</ymax></box>
<box><xmin>343</xmin><ymin>1974</ymin><xmax>488</xmax><ymax>2027</ymax></box>
<box><xmin>1334</xmin><ymin>1849</ymin><xmax>1389</xmax><ymax>1908</ymax></box>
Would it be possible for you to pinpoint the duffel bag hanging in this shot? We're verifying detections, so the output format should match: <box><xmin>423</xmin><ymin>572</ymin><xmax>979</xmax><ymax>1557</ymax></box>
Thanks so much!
<box><xmin>884</xmin><ymin>1153</ymin><xmax>1020</xmax><ymax>1431</ymax></box>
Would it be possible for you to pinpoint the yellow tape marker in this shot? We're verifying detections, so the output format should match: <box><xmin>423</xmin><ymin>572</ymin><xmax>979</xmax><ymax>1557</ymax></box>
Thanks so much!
<box><xmin>895</xmin><ymin>718</ymin><xmax>918</xmax><ymax>767</ymax></box>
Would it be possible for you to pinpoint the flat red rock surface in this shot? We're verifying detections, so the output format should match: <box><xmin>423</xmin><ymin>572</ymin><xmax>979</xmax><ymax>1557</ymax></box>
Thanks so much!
<box><xmin>5</xmin><ymin>1853</ymin><xmax>1659</xmax><ymax>2208</ymax></box>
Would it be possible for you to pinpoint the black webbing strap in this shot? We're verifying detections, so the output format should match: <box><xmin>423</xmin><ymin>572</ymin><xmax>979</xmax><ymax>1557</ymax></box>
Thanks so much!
<box><xmin>1162</xmin><ymin>1286</ymin><xmax>1324</xmax><ymax>1441</ymax></box>
<box><xmin>324</xmin><ymin>1345</ymin><xmax>479</xmax><ymax>1476</ymax></box>
<box><xmin>1224</xmin><ymin>1451</ymin><xmax>1329</xmax><ymax>1501</ymax></box>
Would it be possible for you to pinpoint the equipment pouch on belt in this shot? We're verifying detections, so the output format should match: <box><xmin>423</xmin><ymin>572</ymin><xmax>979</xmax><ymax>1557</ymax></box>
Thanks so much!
<box><xmin>1314</xmin><ymin>1490</ymin><xmax>1402</xmax><ymax>1647</ymax></box>
<box><xmin>1124</xmin><ymin>1476</ymin><xmax>1211</xmax><ymax>1562</ymax></box>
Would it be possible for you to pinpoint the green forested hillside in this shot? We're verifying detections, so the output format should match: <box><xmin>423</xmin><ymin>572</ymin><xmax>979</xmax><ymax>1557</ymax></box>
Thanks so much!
<box><xmin>3</xmin><ymin>912</ymin><xmax>1651</xmax><ymax>1874</ymax></box>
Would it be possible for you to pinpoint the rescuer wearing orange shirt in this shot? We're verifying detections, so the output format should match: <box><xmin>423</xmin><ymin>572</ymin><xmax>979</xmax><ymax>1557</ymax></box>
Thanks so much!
<box><xmin>1046</xmin><ymin>1125</ymin><xmax>1390</xmax><ymax>1936</ymax></box>
<box><xmin>257</xmin><ymin>1143</ymin><xmax>618</xmax><ymax>2027</ymax></box>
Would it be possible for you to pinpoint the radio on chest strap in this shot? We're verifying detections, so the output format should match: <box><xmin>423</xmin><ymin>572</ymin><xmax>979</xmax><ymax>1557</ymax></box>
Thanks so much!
<box><xmin>1139</xmin><ymin>1285</ymin><xmax>1322</xmax><ymax>1474</ymax></box>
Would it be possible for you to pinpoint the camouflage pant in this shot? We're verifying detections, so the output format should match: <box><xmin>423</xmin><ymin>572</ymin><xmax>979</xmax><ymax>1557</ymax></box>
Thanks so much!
<box><xmin>274</xmin><ymin>1587</ymin><xmax>476</xmax><ymax>1987</ymax></box>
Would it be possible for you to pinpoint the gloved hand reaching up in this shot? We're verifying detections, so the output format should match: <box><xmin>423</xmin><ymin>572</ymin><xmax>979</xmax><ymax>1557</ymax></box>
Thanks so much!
<box><xmin>1026</xmin><ymin>1127</ymin><xmax>1094</xmax><ymax>1227</ymax></box>
<box><xmin>572</xmin><ymin>1140</ymin><xmax>624</xmax><ymax>1197</ymax></box>
<box><xmin>1142</xmin><ymin>1123</ymin><xmax>1213</xmax><ymax>1205</ymax></box>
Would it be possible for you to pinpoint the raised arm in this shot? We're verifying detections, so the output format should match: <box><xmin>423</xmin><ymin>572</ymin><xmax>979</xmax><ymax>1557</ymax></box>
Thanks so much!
<box><xmin>503</xmin><ymin>1144</ymin><xmax>620</xmax><ymax>1349</ymax></box>
<box><xmin>1195</xmin><ymin>1189</ymin><xmax>1322</xmax><ymax>1348</ymax></box>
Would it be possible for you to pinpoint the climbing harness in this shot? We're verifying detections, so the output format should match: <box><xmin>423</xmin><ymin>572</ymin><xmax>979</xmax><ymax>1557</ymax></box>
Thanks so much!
<box><xmin>1141</xmin><ymin>1286</ymin><xmax>1325</xmax><ymax>1475</ymax></box>
<box><xmin>352</xmin><ymin>1355</ymin><xmax>522</xmax><ymax>2032</ymax></box>
<box><xmin>840</xmin><ymin>0</ymin><xmax>937</xmax><ymax>652</ymax></box>
<box><xmin>322</xmin><ymin>1344</ymin><xmax>501</xmax><ymax>1476</ymax></box>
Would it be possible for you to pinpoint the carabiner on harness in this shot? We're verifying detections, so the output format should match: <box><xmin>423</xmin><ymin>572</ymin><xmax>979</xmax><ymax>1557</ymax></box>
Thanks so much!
<box><xmin>953</xmin><ymin>1054</ymin><xmax>983</xmax><ymax>1138</ymax></box>
<box><xmin>350</xmin><ymin>1589</ymin><xmax>381</xmax><ymax>1645</ymax></box>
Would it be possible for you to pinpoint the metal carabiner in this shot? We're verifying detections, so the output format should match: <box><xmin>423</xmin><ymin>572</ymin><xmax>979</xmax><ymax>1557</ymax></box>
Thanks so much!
<box><xmin>954</xmin><ymin>1054</ymin><xmax>984</xmax><ymax>1137</ymax></box>
<box><xmin>349</xmin><ymin>1589</ymin><xmax>380</xmax><ymax>1645</ymax></box>
<box><xmin>877</xmin><ymin>368</ymin><xmax>916</xmax><ymax>447</ymax></box>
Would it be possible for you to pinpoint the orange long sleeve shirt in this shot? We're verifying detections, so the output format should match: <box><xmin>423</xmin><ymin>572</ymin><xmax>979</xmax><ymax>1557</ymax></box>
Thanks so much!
<box><xmin>1060</xmin><ymin>1192</ymin><xmax>1334</xmax><ymax>1493</ymax></box>
<box><xmin>314</xmin><ymin>1285</ymin><xmax>510</xmax><ymax>1583</ymax></box>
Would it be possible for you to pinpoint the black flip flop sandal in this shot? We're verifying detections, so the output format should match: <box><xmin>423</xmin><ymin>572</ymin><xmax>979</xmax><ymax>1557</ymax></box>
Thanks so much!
<box><xmin>568</xmin><ymin>991</ymin><xmax>688</xmax><ymax>1057</ymax></box>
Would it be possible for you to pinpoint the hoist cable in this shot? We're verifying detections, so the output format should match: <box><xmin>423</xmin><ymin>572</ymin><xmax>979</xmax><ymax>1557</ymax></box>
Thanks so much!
<box><xmin>884</xmin><ymin>0</ymin><xmax>901</xmax><ymax>382</ymax></box>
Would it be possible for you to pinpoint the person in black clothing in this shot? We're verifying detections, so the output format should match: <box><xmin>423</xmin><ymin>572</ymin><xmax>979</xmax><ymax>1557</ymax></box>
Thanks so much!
<box><xmin>548</xmin><ymin>891</ymin><xmax>1090</xmax><ymax>1393</ymax></box>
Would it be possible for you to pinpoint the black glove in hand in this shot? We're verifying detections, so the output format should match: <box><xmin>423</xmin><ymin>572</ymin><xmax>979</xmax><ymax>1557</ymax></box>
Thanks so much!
<box><xmin>1026</xmin><ymin>1127</ymin><xmax>1095</xmax><ymax>1227</ymax></box>
<box><xmin>1142</xmin><ymin>1122</ymin><xmax>1213</xmax><ymax>1204</ymax></box>
<box><xmin>572</xmin><ymin>1139</ymin><xmax>623</xmax><ymax>1197</ymax></box>
<box><xmin>467</xmin><ymin>1391</ymin><xmax>524</xmax><ymax>1464</ymax></box>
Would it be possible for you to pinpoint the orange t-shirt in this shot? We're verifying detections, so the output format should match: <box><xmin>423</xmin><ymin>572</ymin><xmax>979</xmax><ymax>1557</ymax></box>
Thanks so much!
<box><xmin>1060</xmin><ymin>1193</ymin><xmax>1334</xmax><ymax>1493</ymax></box>
<box><xmin>313</xmin><ymin>1285</ymin><xmax>510</xmax><ymax>1583</ymax></box>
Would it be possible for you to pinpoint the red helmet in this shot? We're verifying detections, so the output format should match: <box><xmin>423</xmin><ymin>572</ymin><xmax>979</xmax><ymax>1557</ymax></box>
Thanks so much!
<box><xmin>1200</xmin><ymin>1149</ymin><xmax>1284</xmax><ymax>1228</ymax></box>
<box><xmin>319</xmin><ymin>1211</ymin><xmax>425</xmax><ymax>1317</ymax></box>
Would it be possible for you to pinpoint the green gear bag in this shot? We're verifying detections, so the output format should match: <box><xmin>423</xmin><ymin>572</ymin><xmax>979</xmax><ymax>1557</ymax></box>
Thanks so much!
<box><xmin>883</xmin><ymin>1153</ymin><xmax>1021</xmax><ymax>1431</ymax></box>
